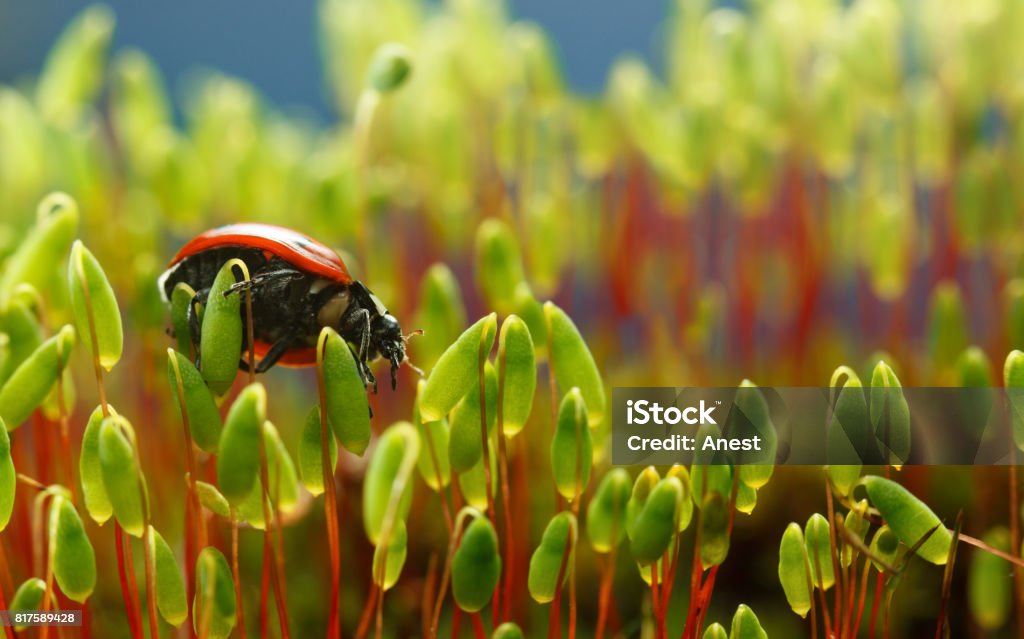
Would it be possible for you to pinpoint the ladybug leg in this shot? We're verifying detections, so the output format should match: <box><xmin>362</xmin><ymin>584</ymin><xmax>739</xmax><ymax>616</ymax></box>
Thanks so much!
<box><xmin>224</xmin><ymin>268</ymin><xmax>303</xmax><ymax>297</ymax></box>
<box><xmin>245</xmin><ymin>336</ymin><xmax>294</xmax><ymax>374</ymax></box>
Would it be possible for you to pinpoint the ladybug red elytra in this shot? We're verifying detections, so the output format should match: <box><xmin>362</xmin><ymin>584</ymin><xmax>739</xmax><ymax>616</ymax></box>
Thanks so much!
<box><xmin>159</xmin><ymin>223</ymin><xmax>410</xmax><ymax>389</ymax></box>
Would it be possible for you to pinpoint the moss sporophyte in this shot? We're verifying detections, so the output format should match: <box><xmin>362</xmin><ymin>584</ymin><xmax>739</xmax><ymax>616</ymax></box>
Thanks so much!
<box><xmin>3</xmin><ymin>1</ymin><xmax>1024</xmax><ymax>636</ymax></box>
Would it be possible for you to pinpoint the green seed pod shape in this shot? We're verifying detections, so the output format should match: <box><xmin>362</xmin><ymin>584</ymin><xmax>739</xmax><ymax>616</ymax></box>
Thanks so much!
<box><xmin>804</xmin><ymin>513</ymin><xmax>835</xmax><ymax>589</ymax></box>
<box><xmin>363</xmin><ymin>422</ymin><xmax>419</xmax><ymax>545</ymax></box>
<box><xmin>150</xmin><ymin>526</ymin><xmax>187</xmax><ymax>626</ymax></box>
<box><xmin>216</xmin><ymin>383</ymin><xmax>266</xmax><ymax>505</ymax></box>
<box><xmin>862</xmin><ymin>475</ymin><xmax>952</xmax><ymax>565</ymax></box>
<box><xmin>1005</xmin><ymin>350</ymin><xmax>1024</xmax><ymax>450</ymax></box>
<box><xmin>826</xmin><ymin>368</ymin><xmax>871</xmax><ymax>482</ymax></box>
<box><xmin>544</xmin><ymin>303</ymin><xmax>604</xmax><ymax>427</ymax></box>
<box><xmin>928</xmin><ymin>281</ymin><xmax>968</xmax><ymax>372</ymax></box>
<box><xmin>955</xmin><ymin>347</ymin><xmax>994</xmax><ymax>442</ymax></box>
<box><xmin>415</xmin><ymin>380</ymin><xmax>450</xmax><ymax>491</ymax></box>
<box><xmin>170</xmin><ymin>283</ymin><xmax>196</xmax><ymax>357</ymax></box>
<box><xmin>0</xmin><ymin>419</ymin><xmax>14</xmax><ymax>530</ymax></box>
<box><xmin>868</xmin><ymin>526</ymin><xmax>901</xmax><ymax>572</ymax></box>
<box><xmin>98</xmin><ymin>415</ymin><xmax>145</xmax><ymax>537</ymax></box>
<box><xmin>493</xmin><ymin>622</ymin><xmax>525</xmax><ymax>639</ymax></box>
<box><xmin>731</xmin><ymin>380</ymin><xmax>776</xmax><ymax>487</ymax></box>
<box><xmin>587</xmin><ymin>468</ymin><xmax>631</xmax><ymax>553</ymax></box>
<box><xmin>298</xmin><ymin>405</ymin><xmax>337</xmax><ymax>496</ymax></box>
<box><xmin>528</xmin><ymin>511</ymin><xmax>576</xmax><ymax>604</ymax></box>
<box><xmin>968</xmin><ymin>527</ymin><xmax>1011</xmax><ymax>630</ymax></box>
<box><xmin>665</xmin><ymin>466</ymin><xmax>694</xmax><ymax>531</ymax></box>
<box><xmin>700</xmin><ymin>492</ymin><xmax>731</xmax><ymax>569</ymax></box>
<box><xmin>35</xmin><ymin>6</ymin><xmax>114</xmax><ymax>123</ymax></box>
<box><xmin>199</xmin><ymin>261</ymin><xmax>243</xmax><ymax>396</ymax></box>
<box><xmin>167</xmin><ymin>350</ymin><xmax>222</xmax><ymax>452</ymax></box>
<box><xmin>0</xmin><ymin>301</ymin><xmax>44</xmax><ymax>385</ymax></box>
<box><xmin>448</xmin><ymin>361</ymin><xmax>497</xmax><ymax>473</ymax></box>
<box><xmin>11</xmin><ymin>576</ymin><xmax>45</xmax><ymax>608</ymax></box>
<box><xmin>691</xmin><ymin>462</ymin><xmax>732</xmax><ymax>509</ymax></box>
<box><xmin>320</xmin><ymin>327</ymin><xmax>371</xmax><ymax>454</ymax></box>
<box><xmin>730</xmin><ymin>604</ymin><xmax>768</xmax><ymax>639</ymax></box>
<box><xmin>367</xmin><ymin>42</ymin><xmax>413</xmax><ymax>93</ymax></box>
<box><xmin>195</xmin><ymin>481</ymin><xmax>230</xmax><ymax>518</ymax></box>
<box><xmin>68</xmin><ymin>240</ymin><xmax>123</xmax><ymax>371</ymax></box>
<box><xmin>702</xmin><ymin>623</ymin><xmax>728</xmax><ymax>639</ymax></box>
<box><xmin>869</xmin><ymin>361</ymin><xmax>911</xmax><ymax>467</ymax></box>
<box><xmin>551</xmin><ymin>388</ymin><xmax>592</xmax><ymax>500</ymax></box>
<box><xmin>372</xmin><ymin>519</ymin><xmax>408</xmax><ymax>591</ymax></box>
<box><xmin>476</xmin><ymin>218</ymin><xmax>526</xmax><ymax>315</ymax></box>
<box><xmin>452</xmin><ymin>516</ymin><xmax>502</xmax><ymax>612</ymax></box>
<box><xmin>0</xmin><ymin>192</ymin><xmax>78</xmax><ymax>304</ymax></box>
<box><xmin>842</xmin><ymin>500</ymin><xmax>871</xmax><ymax>567</ymax></box>
<box><xmin>0</xmin><ymin>324</ymin><xmax>75</xmax><ymax>430</ymax></box>
<box><xmin>419</xmin><ymin>314</ymin><xmax>498</xmax><ymax>422</ymax></box>
<box><xmin>497</xmin><ymin>315</ymin><xmax>536</xmax><ymax>436</ymax></box>
<box><xmin>514</xmin><ymin>284</ymin><xmax>547</xmax><ymax>356</ymax></box>
<box><xmin>193</xmin><ymin>547</ymin><xmax>237</xmax><ymax>639</ymax></box>
<box><xmin>625</xmin><ymin>466</ymin><xmax>660</xmax><ymax>540</ymax></box>
<box><xmin>413</xmin><ymin>264</ymin><xmax>467</xmax><ymax>372</ymax></box>
<box><xmin>458</xmin><ymin>444</ymin><xmax>497</xmax><ymax>512</ymax></box>
<box><xmin>79</xmin><ymin>405</ymin><xmax>112</xmax><ymax>524</ymax></box>
<box><xmin>778</xmin><ymin>523</ymin><xmax>812</xmax><ymax>618</ymax></box>
<box><xmin>735</xmin><ymin>482</ymin><xmax>758</xmax><ymax>515</ymax></box>
<box><xmin>50</xmin><ymin>496</ymin><xmax>96</xmax><ymax>602</ymax></box>
<box><xmin>630</xmin><ymin>477</ymin><xmax>683</xmax><ymax>566</ymax></box>
<box><xmin>264</xmin><ymin>421</ymin><xmax>300</xmax><ymax>514</ymax></box>
<box><xmin>10</xmin><ymin>578</ymin><xmax>46</xmax><ymax>630</ymax></box>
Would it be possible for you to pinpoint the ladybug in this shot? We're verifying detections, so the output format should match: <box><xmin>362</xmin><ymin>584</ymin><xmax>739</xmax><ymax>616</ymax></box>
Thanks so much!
<box><xmin>158</xmin><ymin>223</ymin><xmax>410</xmax><ymax>389</ymax></box>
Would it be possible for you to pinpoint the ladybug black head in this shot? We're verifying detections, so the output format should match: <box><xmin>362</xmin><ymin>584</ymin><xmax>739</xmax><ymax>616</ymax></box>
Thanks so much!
<box><xmin>371</xmin><ymin>313</ymin><xmax>405</xmax><ymax>390</ymax></box>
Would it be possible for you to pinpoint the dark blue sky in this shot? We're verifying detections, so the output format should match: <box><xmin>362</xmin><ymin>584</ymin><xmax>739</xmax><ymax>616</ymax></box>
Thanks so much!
<box><xmin>0</xmin><ymin>1</ymin><xmax>665</xmax><ymax>116</ymax></box>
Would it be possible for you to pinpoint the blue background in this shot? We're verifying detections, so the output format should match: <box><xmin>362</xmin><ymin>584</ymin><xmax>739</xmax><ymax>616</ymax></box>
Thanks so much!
<box><xmin>0</xmin><ymin>1</ymin><xmax>666</xmax><ymax>116</ymax></box>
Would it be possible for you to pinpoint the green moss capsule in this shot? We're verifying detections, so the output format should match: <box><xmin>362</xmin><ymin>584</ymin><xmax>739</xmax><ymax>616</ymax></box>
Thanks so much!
<box><xmin>630</xmin><ymin>477</ymin><xmax>682</xmax><ymax>566</ymax></box>
<box><xmin>475</xmin><ymin>219</ymin><xmax>526</xmax><ymax>315</ymax></box>
<box><xmin>869</xmin><ymin>360</ymin><xmax>910</xmax><ymax>467</ymax></box>
<box><xmin>372</xmin><ymin>520</ymin><xmax>408</xmax><ymax>591</ymax></box>
<box><xmin>804</xmin><ymin>513</ymin><xmax>835</xmax><ymax>589</ymax></box>
<box><xmin>586</xmin><ymin>468</ymin><xmax>631</xmax><ymax>553</ymax></box>
<box><xmin>297</xmin><ymin>405</ymin><xmax>337</xmax><ymax>496</ymax></box>
<box><xmin>528</xmin><ymin>512</ymin><xmax>576</xmax><ymax>603</ymax></box>
<box><xmin>50</xmin><ymin>495</ymin><xmax>96</xmax><ymax>602</ymax></box>
<box><xmin>0</xmin><ymin>192</ymin><xmax>78</xmax><ymax>304</ymax></box>
<box><xmin>968</xmin><ymin>527</ymin><xmax>1011</xmax><ymax>630</ymax></box>
<box><xmin>452</xmin><ymin>516</ymin><xmax>502</xmax><ymax>612</ymax></box>
<box><xmin>0</xmin><ymin>419</ymin><xmax>14</xmax><ymax>530</ymax></box>
<box><xmin>79</xmin><ymin>405</ymin><xmax>112</xmax><ymax>524</ymax></box>
<box><xmin>199</xmin><ymin>261</ymin><xmax>243</xmax><ymax>395</ymax></box>
<box><xmin>193</xmin><ymin>547</ymin><xmax>236</xmax><ymax>639</ymax></box>
<box><xmin>419</xmin><ymin>313</ymin><xmax>498</xmax><ymax>422</ymax></box>
<box><xmin>68</xmin><ymin>240</ymin><xmax>123</xmax><ymax>370</ymax></box>
<box><xmin>216</xmin><ymin>383</ymin><xmax>265</xmax><ymax>505</ymax></box>
<box><xmin>729</xmin><ymin>604</ymin><xmax>768</xmax><ymax>639</ymax></box>
<box><xmin>448</xmin><ymin>361</ymin><xmax>497</xmax><ymax>473</ymax></box>
<box><xmin>319</xmin><ymin>327</ymin><xmax>371</xmax><ymax>455</ymax></box>
<box><xmin>544</xmin><ymin>303</ymin><xmax>604</xmax><ymax>427</ymax></box>
<box><xmin>497</xmin><ymin>315</ymin><xmax>536</xmax><ymax>436</ymax></box>
<box><xmin>98</xmin><ymin>415</ymin><xmax>145</xmax><ymax>537</ymax></box>
<box><xmin>778</xmin><ymin>523</ymin><xmax>811</xmax><ymax>617</ymax></box>
<box><xmin>0</xmin><ymin>324</ymin><xmax>75</xmax><ymax>430</ymax></box>
<box><xmin>862</xmin><ymin>475</ymin><xmax>951</xmax><ymax>565</ymax></box>
<box><xmin>551</xmin><ymin>388</ymin><xmax>592</xmax><ymax>500</ymax></box>
<box><xmin>167</xmin><ymin>349</ymin><xmax>222</xmax><ymax>452</ymax></box>
<box><xmin>363</xmin><ymin>422</ymin><xmax>419</xmax><ymax>544</ymax></box>
<box><xmin>149</xmin><ymin>526</ymin><xmax>187</xmax><ymax>626</ymax></box>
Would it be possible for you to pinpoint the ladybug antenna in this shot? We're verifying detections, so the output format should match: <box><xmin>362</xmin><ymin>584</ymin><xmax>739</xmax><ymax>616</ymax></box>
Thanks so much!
<box><xmin>401</xmin><ymin>328</ymin><xmax>424</xmax><ymax>344</ymax></box>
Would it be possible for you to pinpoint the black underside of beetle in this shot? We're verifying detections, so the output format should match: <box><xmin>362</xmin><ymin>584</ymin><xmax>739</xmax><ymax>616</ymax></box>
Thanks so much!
<box><xmin>163</xmin><ymin>246</ymin><xmax>330</xmax><ymax>350</ymax></box>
